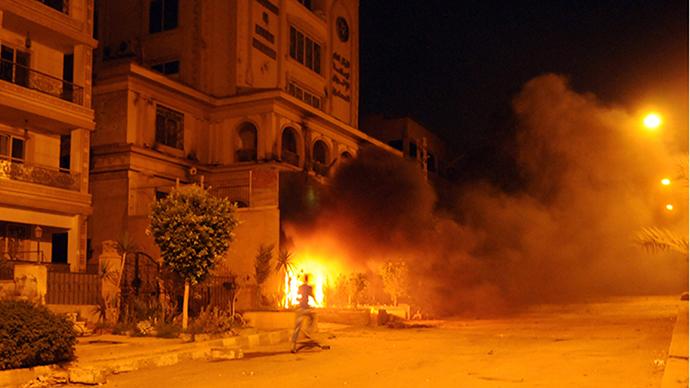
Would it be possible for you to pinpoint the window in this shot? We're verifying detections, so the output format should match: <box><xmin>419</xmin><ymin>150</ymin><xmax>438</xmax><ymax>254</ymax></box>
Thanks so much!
<box><xmin>408</xmin><ymin>141</ymin><xmax>417</xmax><ymax>158</ymax></box>
<box><xmin>289</xmin><ymin>26</ymin><xmax>321</xmax><ymax>74</ymax></box>
<box><xmin>60</xmin><ymin>135</ymin><xmax>70</xmax><ymax>170</ymax></box>
<box><xmin>236</xmin><ymin>123</ymin><xmax>258</xmax><ymax>162</ymax></box>
<box><xmin>0</xmin><ymin>134</ymin><xmax>25</xmax><ymax>162</ymax></box>
<box><xmin>152</xmin><ymin>60</ymin><xmax>180</xmax><ymax>75</ymax></box>
<box><xmin>63</xmin><ymin>54</ymin><xmax>74</xmax><ymax>102</ymax></box>
<box><xmin>0</xmin><ymin>222</ymin><xmax>29</xmax><ymax>261</ymax></box>
<box><xmin>155</xmin><ymin>105</ymin><xmax>184</xmax><ymax>149</ymax></box>
<box><xmin>1</xmin><ymin>45</ymin><xmax>30</xmax><ymax>87</ymax></box>
<box><xmin>427</xmin><ymin>153</ymin><xmax>436</xmax><ymax>173</ymax></box>
<box><xmin>149</xmin><ymin>0</ymin><xmax>178</xmax><ymax>34</ymax></box>
<box><xmin>233</xmin><ymin>200</ymin><xmax>249</xmax><ymax>208</ymax></box>
<box><xmin>388</xmin><ymin>140</ymin><xmax>403</xmax><ymax>152</ymax></box>
<box><xmin>155</xmin><ymin>190</ymin><xmax>169</xmax><ymax>200</ymax></box>
<box><xmin>312</xmin><ymin>140</ymin><xmax>330</xmax><ymax>176</ymax></box>
<box><xmin>287</xmin><ymin>81</ymin><xmax>321</xmax><ymax>110</ymax></box>
<box><xmin>297</xmin><ymin>0</ymin><xmax>311</xmax><ymax>10</ymax></box>
<box><xmin>281</xmin><ymin>128</ymin><xmax>300</xmax><ymax>167</ymax></box>
<box><xmin>38</xmin><ymin>0</ymin><xmax>67</xmax><ymax>13</ymax></box>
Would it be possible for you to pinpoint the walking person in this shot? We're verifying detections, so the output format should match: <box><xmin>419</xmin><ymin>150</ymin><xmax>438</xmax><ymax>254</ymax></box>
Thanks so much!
<box><xmin>291</xmin><ymin>273</ymin><xmax>318</xmax><ymax>353</ymax></box>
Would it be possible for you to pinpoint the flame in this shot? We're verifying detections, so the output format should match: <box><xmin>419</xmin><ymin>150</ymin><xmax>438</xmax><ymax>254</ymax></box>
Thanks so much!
<box><xmin>283</xmin><ymin>250</ymin><xmax>346</xmax><ymax>308</ymax></box>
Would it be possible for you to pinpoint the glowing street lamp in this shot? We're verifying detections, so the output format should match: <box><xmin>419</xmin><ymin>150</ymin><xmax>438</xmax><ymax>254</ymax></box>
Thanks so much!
<box><xmin>661</xmin><ymin>179</ymin><xmax>671</xmax><ymax>185</ymax></box>
<box><xmin>643</xmin><ymin>113</ymin><xmax>662</xmax><ymax>129</ymax></box>
<box><xmin>666</xmin><ymin>204</ymin><xmax>673</xmax><ymax>210</ymax></box>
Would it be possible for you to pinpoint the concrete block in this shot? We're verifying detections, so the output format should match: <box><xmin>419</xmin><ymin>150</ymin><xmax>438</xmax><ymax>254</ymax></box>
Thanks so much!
<box><xmin>222</xmin><ymin>337</ymin><xmax>239</xmax><ymax>346</ymax></box>
<box><xmin>209</xmin><ymin>347</ymin><xmax>243</xmax><ymax>360</ymax></box>
<box><xmin>154</xmin><ymin>354</ymin><xmax>180</xmax><ymax>366</ymax></box>
<box><xmin>247</xmin><ymin>334</ymin><xmax>260</xmax><ymax>348</ymax></box>
<box><xmin>69</xmin><ymin>367</ymin><xmax>106</xmax><ymax>385</ymax></box>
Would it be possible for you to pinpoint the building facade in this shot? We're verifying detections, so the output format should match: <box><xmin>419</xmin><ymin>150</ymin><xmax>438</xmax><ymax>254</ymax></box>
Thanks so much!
<box><xmin>90</xmin><ymin>0</ymin><xmax>393</xmax><ymax>305</ymax></box>
<box><xmin>0</xmin><ymin>0</ymin><xmax>96</xmax><ymax>273</ymax></box>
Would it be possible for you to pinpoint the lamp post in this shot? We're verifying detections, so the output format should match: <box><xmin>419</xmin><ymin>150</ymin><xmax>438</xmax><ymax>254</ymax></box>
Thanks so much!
<box><xmin>34</xmin><ymin>225</ymin><xmax>42</xmax><ymax>263</ymax></box>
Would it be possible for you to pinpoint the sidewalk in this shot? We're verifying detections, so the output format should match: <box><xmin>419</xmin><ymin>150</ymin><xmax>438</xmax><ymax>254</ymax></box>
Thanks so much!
<box><xmin>0</xmin><ymin>328</ymin><xmax>291</xmax><ymax>388</ymax></box>
<box><xmin>661</xmin><ymin>298</ymin><xmax>689</xmax><ymax>388</ymax></box>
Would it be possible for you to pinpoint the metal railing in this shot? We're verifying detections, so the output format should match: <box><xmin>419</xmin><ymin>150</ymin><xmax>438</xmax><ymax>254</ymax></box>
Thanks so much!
<box><xmin>0</xmin><ymin>58</ymin><xmax>83</xmax><ymax>105</ymax></box>
<box><xmin>47</xmin><ymin>271</ymin><xmax>100</xmax><ymax>305</ymax></box>
<box><xmin>282</xmin><ymin>150</ymin><xmax>300</xmax><ymax>167</ymax></box>
<box><xmin>0</xmin><ymin>159</ymin><xmax>81</xmax><ymax>191</ymax></box>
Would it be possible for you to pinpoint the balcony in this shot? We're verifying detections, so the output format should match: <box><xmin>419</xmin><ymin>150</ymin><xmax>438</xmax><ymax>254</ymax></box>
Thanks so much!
<box><xmin>236</xmin><ymin>148</ymin><xmax>257</xmax><ymax>162</ymax></box>
<box><xmin>0</xmin><ymin>58</ymin><xmax>83</xmax><ymax>105</ymax></box>
<box><xmin>282</xmin><ymin>150</ymin><xmax>300</xmax><ymax>167</ymax></box>
<box><xmin>313</xmin><ymin>162</ymin><xmax>330</xmax><ymax>177</ymax></box>
<box><xmin>0</xmin><ymin>159</ymin><xmax>80</xmax><ymax>191</ymax></box>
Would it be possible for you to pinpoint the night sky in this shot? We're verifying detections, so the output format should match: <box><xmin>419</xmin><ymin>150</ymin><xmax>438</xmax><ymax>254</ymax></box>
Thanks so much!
<box><xmin>359</xmin><ymin>1</ymin><xmax>689</xmax><ymax>158</ymax></box>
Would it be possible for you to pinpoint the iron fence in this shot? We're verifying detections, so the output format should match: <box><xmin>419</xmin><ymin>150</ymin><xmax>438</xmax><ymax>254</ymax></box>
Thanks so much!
<box><xmin>46</xmin><ymin>271</ymin><xmax>100</xmax><ymax>305</ymax></box>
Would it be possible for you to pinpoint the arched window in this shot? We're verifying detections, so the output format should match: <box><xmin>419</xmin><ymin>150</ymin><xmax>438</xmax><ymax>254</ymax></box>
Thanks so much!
<box><xmin>236</xmin><ymin>123</ymin><xmax>257</xmax><ymax>162</ymax></box>
<box><xmin>340</xmin><ymin>151</ymin><xmax>353</xmax><ymax>160</ymax></box>
<box><xmin>312</xmin><ymin>140</ymin><xmax>330</xmax><ymax>176</ymax></box>
<box><xmin>281</xmin><ymin>127</ymin><xmax>300</xmax><ymax>167</ymax></box>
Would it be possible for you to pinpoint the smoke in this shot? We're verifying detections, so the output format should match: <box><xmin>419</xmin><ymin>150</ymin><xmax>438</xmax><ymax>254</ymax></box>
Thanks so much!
<box><xmin>283</xmin><ymin>74</ymin><xmax>688</xmax><ymax>317</ymax></box>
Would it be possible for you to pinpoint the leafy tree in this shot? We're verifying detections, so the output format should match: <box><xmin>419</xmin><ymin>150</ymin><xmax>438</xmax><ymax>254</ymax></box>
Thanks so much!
<box><xmin>147</xmin><ymin>185</ymin><xmax>240</xmax><ymax>329</ymax></box>
<box><xmin>348</xmin><ymin>272</ymin><xmax>369</xmax><ymax>307</ymax></box>
<box><xmin>254</xmin><ymin>243</ymin><xmax>274</xmax><ymax>309</ymax></box>
<box><xmin>380</xmin><ymin>261</ymin><xmax>409</xmax><ymax>306</ymax></box>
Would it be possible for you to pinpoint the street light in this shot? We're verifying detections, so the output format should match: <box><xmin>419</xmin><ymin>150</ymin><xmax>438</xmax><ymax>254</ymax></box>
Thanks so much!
<box><xmin>662</xmin><ymin>179</ymin><xmax>671</xmax><ymax>185</ymax></box>
<box><xmin>643</xmin><ymin>113</ymin><xmax>662</xmax><ymax>129</ymax></box>
<box><xmin>34</xmin><ymin>225</ymin><xmax>42</xmax><ymax>263</ymax></box>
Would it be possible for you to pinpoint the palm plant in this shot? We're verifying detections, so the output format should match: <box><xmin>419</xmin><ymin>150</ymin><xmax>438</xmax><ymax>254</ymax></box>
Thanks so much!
<box><xmin>115</xmin><ymin>231</ymin><xmax>139</xmax><ymax>289</ymax></box>
<box><xmin>274</xmin><ymin>248</ymin><xmax>295</xmax><ymax>308</ymax></box>
<box><xmin>634</xmin><ymin>153</ymin><xmax>689</xmax><ymax>261</ymax></box>
<box><xmin>254</xmin><ymin>243</ymin><xmax>274</xmax><ymax>309</ymax></box>
<box><xmin>634</xmin><ymin>227</ymin><xmax>689</xmax><ymax>258</ymax></box>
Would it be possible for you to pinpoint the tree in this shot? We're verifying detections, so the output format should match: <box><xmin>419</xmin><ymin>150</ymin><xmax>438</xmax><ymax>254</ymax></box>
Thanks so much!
<box><xmin>274</xmin><ymin>248</ymin><xmax>295</xmax><ymax>308</ymax></box>
<box><xmin>147</xmin><ymin>185</ymin><xmax>240</xmax><ymax>329</ymax></box>
<box><xmin>348</xmin><ymin>272</ymin><xmax>368</xmax><ymax>307</ymax></box>
<box><xmin>380</xmin><ymin>261</ymin><xmax>409</xmax><ymax>306</ymax></box>
<box><xmin>254</xmin><ymin>243</ymin><xmax>274</xmax><ymax>309</ymax></box>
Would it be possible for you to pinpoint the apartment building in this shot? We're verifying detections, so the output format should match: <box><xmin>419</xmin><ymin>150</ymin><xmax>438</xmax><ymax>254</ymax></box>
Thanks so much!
<box><xmin>90</xmin><ymin>0</ymin><xmax>396</xmax><ymax>302</ymax></box>
<box><xmin>0</xmin><ymin>0</ymin><xmax>96</xmax><ymax>273</ymax></box>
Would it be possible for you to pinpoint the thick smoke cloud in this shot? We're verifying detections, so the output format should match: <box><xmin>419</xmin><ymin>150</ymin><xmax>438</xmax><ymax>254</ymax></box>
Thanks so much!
<box><xmin>284</xmin><ymin>74</ymin><xmax>688</xmax><ymax>317</ymax></box>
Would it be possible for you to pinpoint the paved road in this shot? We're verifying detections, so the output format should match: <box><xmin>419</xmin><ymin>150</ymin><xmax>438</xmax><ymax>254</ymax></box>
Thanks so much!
<box><xmin>81</xmin><ymin>296</ymin><xmax>679</xmax><ymax>388</ymax></box>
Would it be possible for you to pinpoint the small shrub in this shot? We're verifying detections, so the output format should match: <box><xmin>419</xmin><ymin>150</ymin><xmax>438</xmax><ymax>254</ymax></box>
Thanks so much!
<box><xmin>154</xmin><ymin>322</ymin><xmax>181</xmax><ymax>338</ymax></box>
<box><xmin>187</xmin><ymin>307</ymin><xmax>242</xmax><ymax>335</ymax></box>
<box><xmin>0</xmin><ymin>300</ymin><xmax>77</xmax><ymax>370</ymax></box>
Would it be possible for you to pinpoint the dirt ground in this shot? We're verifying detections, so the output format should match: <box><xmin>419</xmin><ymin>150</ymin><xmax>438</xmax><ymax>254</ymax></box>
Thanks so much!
<box><xmin>82</xmin><ymin>295</ymin><xmax>680</xmax><ymax>388</ymax></box>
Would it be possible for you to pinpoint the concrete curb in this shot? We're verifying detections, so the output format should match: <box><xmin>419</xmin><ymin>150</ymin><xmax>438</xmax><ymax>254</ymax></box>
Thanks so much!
<box><xmin>0</xmin><ymin>329</ymin><xmax>291</xmax><ymax>388</ymax></box>
<box><xmin>661</xmin><ymin>300</ymin><xmax>689</xmax><ymax>388</ymax></box>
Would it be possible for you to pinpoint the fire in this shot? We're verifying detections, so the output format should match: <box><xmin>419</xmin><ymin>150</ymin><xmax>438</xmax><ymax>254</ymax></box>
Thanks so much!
<box><xmin>283</xmin><ymin>251</ymin><xmax>346</xmax><ymax>308</ymax></box>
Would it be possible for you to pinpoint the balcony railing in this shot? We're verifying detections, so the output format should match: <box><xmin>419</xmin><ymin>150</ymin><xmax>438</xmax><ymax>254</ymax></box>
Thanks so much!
<box><xmin>0</xmin><ymin>58</ymin><xmax>83</xmax><ymax>105</ymax></box>
<box><xmin>0</xmin><ymin>159</ymin><xmax>81</xmax><ymax>191</ymax></box>
<box><xmin>36</xmin><ymin>0</ymin><xmax>69</xmax><ymax>14</ymax></box>
<box><xmin>313</xmin><ymin>162</ymin><xmax>330</xmax><ymax>177</ymax></box>
<box><xmin>281</xmin><ymin>150</ymin><xmax>300</xmax><ymax>167</ymax></box>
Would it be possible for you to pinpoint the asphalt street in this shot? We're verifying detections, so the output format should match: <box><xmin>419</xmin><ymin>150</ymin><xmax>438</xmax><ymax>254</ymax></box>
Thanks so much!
<box><xmin>71</xmin><ymin>296</ymin><xmax>681</xmax><ymax>388</ymax></box>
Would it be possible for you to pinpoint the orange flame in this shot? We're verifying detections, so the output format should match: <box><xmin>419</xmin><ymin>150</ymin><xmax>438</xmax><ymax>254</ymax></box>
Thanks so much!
<box><xmin>283</xmin><ymin>250</ymin><xmax>347</xmax><ymax>308</ymax></box>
